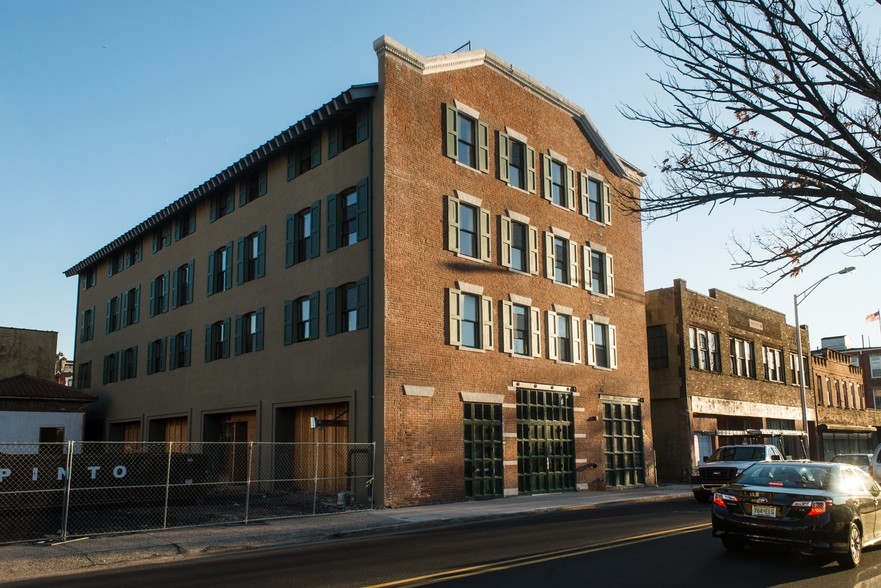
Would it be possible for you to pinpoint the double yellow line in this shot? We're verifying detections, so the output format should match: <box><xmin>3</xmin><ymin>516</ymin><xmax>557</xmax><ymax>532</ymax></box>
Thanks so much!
<box><xmin>366</xmin><ymin>522</ymin><xmax>710</xmax><ymax>587</ymax></box>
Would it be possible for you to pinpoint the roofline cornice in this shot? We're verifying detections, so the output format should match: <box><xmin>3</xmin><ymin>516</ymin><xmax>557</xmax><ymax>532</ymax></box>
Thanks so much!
<box><xmin>64</xmin><ymin>84</ymin><xmax>378</xmax><ymax>277</ymax></box>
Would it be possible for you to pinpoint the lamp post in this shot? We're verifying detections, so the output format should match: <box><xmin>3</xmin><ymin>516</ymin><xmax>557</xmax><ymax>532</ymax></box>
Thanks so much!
<box><xmin>794</xmin><ymin>266</ymin><xmax>856</xmax><ymax>459</ymax></box>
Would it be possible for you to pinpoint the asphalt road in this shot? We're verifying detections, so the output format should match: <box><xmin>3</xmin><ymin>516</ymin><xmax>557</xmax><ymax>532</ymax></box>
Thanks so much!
<box><xmin>7</xmin><ymin>497</ymin><xmax>881</xmax><ymax>587</ymax></box>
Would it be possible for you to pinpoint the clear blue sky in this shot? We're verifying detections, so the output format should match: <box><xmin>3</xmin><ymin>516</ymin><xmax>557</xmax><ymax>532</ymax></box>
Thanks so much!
<box><xmin>2</xmin><ymin>0</ymin><xmax>880</xmax><ymax>357</ymax></box>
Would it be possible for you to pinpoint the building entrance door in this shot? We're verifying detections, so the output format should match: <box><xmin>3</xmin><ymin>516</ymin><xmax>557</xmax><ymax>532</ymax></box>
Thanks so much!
<box><xmin>516</xmin><ymin>388</ymin><xmax>575</xmax><ymax>494</ymax></box>
<box><xmin>464</xmin><ymin>402</ymin><xmax>503</xmax><ymax>499</ymax></box>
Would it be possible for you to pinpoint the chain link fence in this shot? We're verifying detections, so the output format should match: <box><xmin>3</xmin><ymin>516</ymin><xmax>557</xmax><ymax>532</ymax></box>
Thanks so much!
<box><xmin>0</xmin><ymin>441</ymin><xmax>374</xmax><ymax>544</ymax></box>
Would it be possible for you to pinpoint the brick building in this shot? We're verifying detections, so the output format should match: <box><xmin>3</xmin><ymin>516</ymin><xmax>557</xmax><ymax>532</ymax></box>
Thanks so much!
<box><xmin>64</xmin><ymin>37</ymin><xmax>652</xmax><ymax>506</ymax></box>
<box><xmin>809</xmin><ymin>347</ymin><xmax>878</xmax><ymax>459</ymax></box>
<box><xmin>0</xmin><ymin>327</ymin><xmax>57</xmax><ymax>381</ymax></box>
<box><xmin>646</xmin><ymin>280</ymin><xmax>811</xmax><ymax>482</ymax></box>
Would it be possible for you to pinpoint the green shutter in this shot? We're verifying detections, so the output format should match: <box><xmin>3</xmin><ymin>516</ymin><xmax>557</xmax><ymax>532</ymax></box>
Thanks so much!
<box><xmin>150</xmin><ymin>277</ymin><xmax>157</xmax><ymax>316</ymax></box>
<box><xmin>222</xmin><ymin>318</ymin><xmax>231</xmax><ymax>358</ymax></box>
<box><xmin>285</xmin><ymin>213</ymin><xmax>295</xmax><ymax>267</ymax></box>
<box><xmin>183</xmin><ymin>330</ymin><xmax>192</xmax><ymax>366</ymax></box>
<box><xmin>171</xmin><ymin>267</ymin><xmax>180</xmax><ymax>309</ymax></box>
<box><xmin>328</xmin><ymin>125</ymin><xmax>339</xmax><ymax>158</ymax></box>
<box><xmin>186</xmin><ymin>259</ymin><xmax>194</xmax><ymax>304</ymax></box>
<box><xmin>326</xmin><ymin>288</ymin><xmax>337</xmax><ymax>337</ymax></box>
<box><xmin>225</xmin><ymin>187</ymin><xmax>235</xmax><ymax>215</ymax></box>
<box><xmin>105</xmin><ymin>300</ymin><xmax>111</xmax><ymax>333</ymax></box>
<box><xmin>134</xmin><ymin>241</ymin><xmax>142</xmax><ymax>262</ymax></box>
<box><xmin>210</xmin><ymin>196</ymin><xmax>218</xmax><ymax>222</ymax></box>
<box><xmin>174</xmin><ymin>219</ymin><xmax>182</xmax><ymax>241</ymax></box>
<box><xmin>477</xmin><ymin>121</ymin><xmax>489</xmax><ymax>173</ymax></box>
<box><xmin>309</xmin><ymin>200</ymin><xmax>321</xmax><ymax>259</ymax></box>
<box><xmin>310</xmin><ymin>135</ymin><xmax>321</xmax><ymax>167</ymax></box>
<box><xmin>258</xmin><ymin>166</ymin><xmax>267</xmax><ymax>196</ymax></box>
<box><xmin>255</xmin><ymin>307</ymin><xmax>264</xmax><ymax>351</ymax></box>
<box><xmin>287</xmin><ymin>150</ymin><xmax>297</xmax><ymax>181</ymax></box>
<box><xmin>159</xmin><ymin>337</ymin><xmax>167</xmax><ymax>372</ymax></box>
<box><xmin>169</xmin><ymin>335</ymin><xmax>178</xmax><ymax>370</ymax></box>
<box><xmin>446</xmin><ymin>196</ymin><xmax>460</xmax><ymax>253</ymax></box>
<box><xmin>204</xmin><ymin>324</ymin><xmax>212</xmax><ymax>362</ymax></box>
<box><xmin>356</xmin><ymin>108</ymin><xmax>369</xmax><ymax>143</ymax></box>
<box><xmin>499</xmin><ymin>133</ymin><xmax>510</xmax><ymax>183</ymax></box>
<box><xmin>309</xmin><ymin>291</ymin><xmax>320</xmax><ymax>340</ymax></box>
<box><xmin>256</xmin><ymin>225</ymin><xmax>266</xmax><ymax>278</ymax></box>
<box><xmin>121</xmin><ymin>290</ymin><xmax>129</xmax><ymax>328</ymax></box>
<box><xmin>326</xmin><ymin>194</ymin><xmax>338</xmax><ymax>252</ymax></box>
<box><xmin>162</xmin><ymin>271</ymin><xmax>170</xmax><ymax>313</ymax></box>
<box><xmin>234</xmin><ymin>314</ymin><xmax>243</xmax><ymax>356</ymax></box>
<box><xmin>239</xmin><ymin>179</ymin><xmax>247</xmax><ymax>207</ymax></box>
<box><xmin>224</xmin><ymin>242</ymin><xmax>233</xmax><ymax>290</ymax></box>
<box><xmin>206</xmin><ymin>250</ymin><xmax>215</xmax><ymax>296</ymax></box>
<box><xmin>147</xmin><ymin>342</ymin><xmax>154</xmax><ymax>375</ymax></box>
<box><xmin>236</xmin><ymin>236</ymin><xmax>245</xmax><ymax>285</ymax></box>
<box><xmin>356</xmin><ymin>178</ymin><xmax>369</xmax><ymax>242</ymax></box>
<box><xmin>445</xmin><ymin>104</ymin><xmax>458</xmax><ymax>160</ymax></box>
<box><xmin>283</xmin><ymin>301</ymin><xmax>294</xmax><ymax>345</ymax></box>
<box><xmin>356</xmin><ymin>277</ymin><xmax>369</xmax><ymax>330</ymax></box>
<box><xmin>133</xmin><ymin>285</ymin><xmax>140</xmax><ymax>323</ymax></box>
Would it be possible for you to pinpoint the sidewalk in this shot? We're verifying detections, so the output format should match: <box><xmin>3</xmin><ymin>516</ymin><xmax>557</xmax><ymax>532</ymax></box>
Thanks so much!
<box><xmin>1</xmin><ymin>484</ymin><xmax>691</xmax><ymax>583</ymax></box>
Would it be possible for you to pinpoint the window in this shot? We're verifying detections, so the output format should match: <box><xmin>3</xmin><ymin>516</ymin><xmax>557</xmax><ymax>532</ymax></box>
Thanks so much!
<box><xmin>499</xmin><ymin>132</ymin><xmax>536</xmax><ymax>192</ymax></box>
<box><xmin>789</xmin><ymin>352</ymin><xmax>805</xmax><ymax>386</ymax></box>
<box><xmin>122</xmin><ymin>286</ymin><xmax>140</xmax><ymax>327</ymax></box>
<box><xmin>235</xmin><ymin>308</ymin><xmax>265</xmax><ymax>355</ymax></box>
<box><xmin>328</xmin><ymin>108</ymin><xmax>368</xmax><ymax>158</ymax></box>
<box><xmin>238</xmin><ymin>165</ymin><xmax>267</xmax><ymax>206</ymax></box>
<box><xmin>124</xmin><ymin>241</ymin><xmax>142</xmax><ymax>268</ymax></box>
<box><xmin>542</xmin><ymin>154</ymin><xmax>575</xmax><ymax>210</ymax></box>
<box><xmin>816</xmin><ymin>375</ymin><xmax>825</xmax><ymax>405</ymax></box>
<box><xmin>103</xmin><ymin>352</ymin><xmax>119</xmax><ymax>384</ymax></box>
<box><xmin>207</xmin><ymin>242</ymin><xmax>233</xmax><ymax>295</ymax></box>
<box><xmin>146</xmin><ymin>338</ymin><xmax>167</xmax><ymax>375</ymax></box>
<box><xmin>287</xmin><ymin>135</ymin><xmax>320</xmax><ymax>180</ymax></box>
<box><xmin>826</xmin><ymin>377</ymin><xmax>833</xmax><ymax>405</ymax></box>
<box><xmin>449</xmin><ymin>286</ymin><xmax>493</xmax><ymax>350</ymax></box>
<box><xmin>836</xmin><ymin>380</ymin><xmax>842</xmax><ymax>407</ymax></box>
<box><xmin>81</xmin><ymin>266</ymin><xmax>97</xmax><ymax>290</ymax></box>
<box><xmin>688</xmin><ymin>327</ymin><xmax>721</xmax><ymax>372</ymax></box>
<box><xmin>730</xmin><ymin>337</ymin><xmax>756</xmax><ymax>378</ymax></box>
<box><xmin>237</xmin><ymin>226</ymin><xmax>266</xmax><ymax>284</ymax></box>
<box><xmin>150</xmin><ymin>273</ymin><xmax>169</xmax><ymax>316</ymax></box>
<box><xmin>587</xmin><ymin>320</ymin><xmax>618</xmax><ymax>369</ymax></box>
<box><xmin>327</xmin><ymin>179</ymin><xmax>368</xmax><ymax>252</ymax></box>
<box><xmin>174</xmin><ymin>209</ymin><xmax>196</xmax><ymax>241</ymax></box>
<box><xmin>120</xmin><ymin>346</ymin><xmax>137</xmax><ymax>380</ymax></box>
<box><xmin>502</xmin><ymin>300</ymin><xmax>540</xmax><ymax>357</ymax></box>
<box><xmin>205</xmin><ymin>319</ymin><xmax>231</xmax><ymax>362</ymax></box>
<box><xmin>500</xmin><ymin>214</ymin><xmax>538</xmax><ymax>274</ymax></box>
<box><xmin>545</xmin><ymin>231</ymin><xmax>578</xmax><ymax>286</ymax></box>
<box><xmin>169</xmin><ymin>330</ymin><xmax>192</xmax><ymax>370</ymax></box>
<box><xmin>445</xmin><ymin>103</ymin><xmax>489</xmax><ymax>171</ymax></box>
<box><xmin>764</xmin><ymin>346</ymin><xmax>785</xmax><ymax>383</ymax></box>
<box><xmin>647</xmin><ymin>325</ymin><xmax>669</xmax><ymax>369</ymax></box>
<box><xmin>871</xmin><ymin>355</ymin><xmax>881</xmax><ymax>379</ymax></box>
<box><xmin>447</xmin><ymin>193</ymin><xmax>490</xmax><ymax>261</ymax></box>
<box><xmin>584</xmin><ymin>245</ymin><xmax>614</xmax><ymax>296</ymax></box>
<box><xmin>152</xmin><ymin>224</ymin><xmax>172</xmax><ymax>253</ymax></box>
<box><xmin>603</xmin><ymin>402</ymin><xmax>646</xmax><ymax>486</ymax></box>
<box><xmin>286</xmin><ymin>202</ymin><xmax>321</xmax><ymax>266</ymax></box>
<box><xmin>209</xmin><ymin>187</ymin><xmax>235</xmax><ymax>222</ymax></box>
<box><xmin>326</xmin><ymin>278</ymin><xmax>369</xmax><ymax>336</ymax></box>
<box><xmin>580</xmin><ymin>174</ymin><xmax>612</xmax><ymax>224</ymax></box>
<box><xmin>80</xmin><ymin>306</ymin><xmax>95</xmax><ymax>342</ymax></box>
<box><xmin>284</xmin><ymin>293</ymin><xmax>319</xmax><ymax>344</ymax></box>
<box><xmin>108</xmin><ymin>251</ymin><xmax>124</xmax><ymax>276</ymax></box>
<box><xmin>172</xmin><ymin>260</ymin><xmax>194</xmax><ymax>309</ymax></box>
<box><xmin>548</xmin><ymin>309</ymin><xmax>581</xmax><ymax>363</ymax></box>
<box><xmin>76</xmin><ymin>361</ymin><xmax>91</xmax><ymax>389</ymax></box>
<box><xmin>106</xmin><ymin>295</ymin><xmax>121</xmax><ymax>333</ymax></box>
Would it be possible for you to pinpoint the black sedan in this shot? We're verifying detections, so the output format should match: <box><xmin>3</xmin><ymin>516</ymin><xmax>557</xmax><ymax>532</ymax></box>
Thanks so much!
<box><xmin>712</xmin><ymin>461</ymin><xmax>881</xmax><ymax>568</ymax></box>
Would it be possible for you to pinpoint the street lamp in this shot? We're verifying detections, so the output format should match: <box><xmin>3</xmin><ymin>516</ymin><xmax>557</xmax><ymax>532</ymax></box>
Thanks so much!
<box><xmin>794</xmin><ymin>266</ymin><xmax>856</xmax><ymax>459</ymax></box>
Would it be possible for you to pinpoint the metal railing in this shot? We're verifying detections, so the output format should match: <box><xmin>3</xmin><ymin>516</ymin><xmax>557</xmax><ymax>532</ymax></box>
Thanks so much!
<box><xmin>0</xmin><ymin>441</ymin><xmax>374</xmax><ymax>544</ymax></box>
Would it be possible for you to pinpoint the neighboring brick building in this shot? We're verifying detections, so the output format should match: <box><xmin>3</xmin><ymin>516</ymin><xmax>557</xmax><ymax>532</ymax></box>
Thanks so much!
<box><xmin>646</xmin><ymin>280</ymin><xmax>811</xmax><ymax>482</ymax></box>
<box><xmin>809</xmin><ymin>347</ymin><xmax>878</xmax><ymax>459</ymax></box>
<box><xmin>0</xmin><ymin>327</ymin><xmax>57</xmax><ymax>381</ymax></box>
<box><xmin>838</xmin><ymin>344</ymin><xmax>881</xmax><ymax>412</ymax></box>
<box><xmin>64</xmin><ymin>36</ymin><xmax>651</xmax><ymax>506</ymax></box>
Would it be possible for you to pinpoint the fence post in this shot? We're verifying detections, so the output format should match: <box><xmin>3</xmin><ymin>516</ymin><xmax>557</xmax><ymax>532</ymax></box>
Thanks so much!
<box><xmin>163</xmin><ymin>441</ymin><xmax>173</xmax><ymax>529</ymax></box>
<box><xmin>312</xmin><ymin>443</ymin><xmax>320</xmax><ymax>515</ymax></box>
<box><xmin>59</xmin><ymin>440</ymin><xmax>75</xmax><ymax>541</ymax></box>
<box><xmin>244</xmin><ymin>441</ymin><xmax>253</xmax><ymax>523</ymax></box>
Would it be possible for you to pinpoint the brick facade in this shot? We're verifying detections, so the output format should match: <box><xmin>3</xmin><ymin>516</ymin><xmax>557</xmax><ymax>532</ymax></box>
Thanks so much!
<box><xmin>64</xmin><ymin>37</ymin><xmax>653</xmax><ymax>506</ymax></box>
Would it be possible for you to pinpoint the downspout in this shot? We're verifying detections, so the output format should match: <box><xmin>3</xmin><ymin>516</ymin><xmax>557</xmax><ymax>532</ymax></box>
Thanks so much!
<box><xmin>366</xmin><ymin>97</ymin><xmax>375</xmax><ymax>506</ymax></box>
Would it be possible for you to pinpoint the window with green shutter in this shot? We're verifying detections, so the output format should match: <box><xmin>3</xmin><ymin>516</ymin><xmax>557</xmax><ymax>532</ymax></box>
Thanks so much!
<box><xmin>238</xmin><ymin>165</ymin><xmax>267</xmax><ymax>207</ymax></box>
<box><xmin>445</xmin><ymin>103</ymin><xmax>488</xmax><ymax>172</ymax></box>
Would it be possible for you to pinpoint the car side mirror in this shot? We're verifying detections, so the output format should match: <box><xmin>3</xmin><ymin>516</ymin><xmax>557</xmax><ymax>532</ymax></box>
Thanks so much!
<box><xmin>702</xmin><ymin>456</ymin><xmax>708</xmax><ymax>463</ymax></box>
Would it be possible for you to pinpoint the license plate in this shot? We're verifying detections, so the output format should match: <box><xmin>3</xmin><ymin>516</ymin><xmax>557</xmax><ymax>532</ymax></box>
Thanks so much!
<box><xmin>751</xmin><ymin>504</ymin><xmax>777</xmax><ymax>518</ymax></box>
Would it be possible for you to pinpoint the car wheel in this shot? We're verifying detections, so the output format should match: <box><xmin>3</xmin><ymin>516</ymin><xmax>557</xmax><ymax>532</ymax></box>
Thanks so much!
<box><xmin>836</xmin><ymin>522</ymin><xmax>862</xmax><ymax>568</ymax></box>
<box><xmin>721</xmin><ymin>536</ymin><xmax>745</xmax><ymax>552</ymax></box>
<box><xmin>694</xmin><ymin>491</ymin><xmax>710</xmax><ymax>503</ymax></box>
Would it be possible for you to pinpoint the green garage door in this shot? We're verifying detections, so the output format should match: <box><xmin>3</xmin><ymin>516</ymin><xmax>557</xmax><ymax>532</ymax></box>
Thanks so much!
<box><xmin>516</xmin><ymin>389</ymin><xmax>575</xmax><ymax>494</ymax></box>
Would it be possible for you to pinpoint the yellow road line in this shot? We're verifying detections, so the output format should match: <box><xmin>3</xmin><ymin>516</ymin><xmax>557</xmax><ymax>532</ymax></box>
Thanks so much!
<box><xmin>366</xmin><ymin>522</ymin><xmax>711</xmax><ymax>587</ymax></box>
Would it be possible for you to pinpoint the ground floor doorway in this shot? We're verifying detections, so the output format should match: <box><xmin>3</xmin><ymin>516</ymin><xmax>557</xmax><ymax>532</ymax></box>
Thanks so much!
<box><xmin>516</xmin><ymin>388</ymin><xmax>575</xmax><ymax>494</ymax></box>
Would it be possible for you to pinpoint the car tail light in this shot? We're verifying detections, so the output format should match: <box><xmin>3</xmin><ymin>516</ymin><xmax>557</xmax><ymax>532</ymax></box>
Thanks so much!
<box><xmin>713</xmin><ymin>492</ymin><xmax>738</xmax><ymax>509</ymax></box>
<box><xmin>791</xmin><ymin>499</ymin><xmax>831</xmax><ymax>516</ymax></box>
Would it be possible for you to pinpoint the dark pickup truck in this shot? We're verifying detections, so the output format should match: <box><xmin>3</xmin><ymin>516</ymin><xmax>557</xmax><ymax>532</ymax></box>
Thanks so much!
<box><xmin>691</xmin><ymin>444</ymin><xmax>786</xmax><ymax>503</ymax></box>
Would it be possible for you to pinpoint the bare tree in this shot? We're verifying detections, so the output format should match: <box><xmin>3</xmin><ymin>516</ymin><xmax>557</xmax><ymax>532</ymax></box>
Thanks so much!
<box><xmin>622</xmin><ymin>0</ymin><xmax>881</xmax><ymax>283</ymax></box>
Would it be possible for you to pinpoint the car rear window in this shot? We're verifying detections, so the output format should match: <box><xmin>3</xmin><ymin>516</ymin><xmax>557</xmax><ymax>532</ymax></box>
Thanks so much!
<box><xmin>737</xmin><ymin>464</ymin><xmax>829</xmax><ymax>489</ymax></box>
